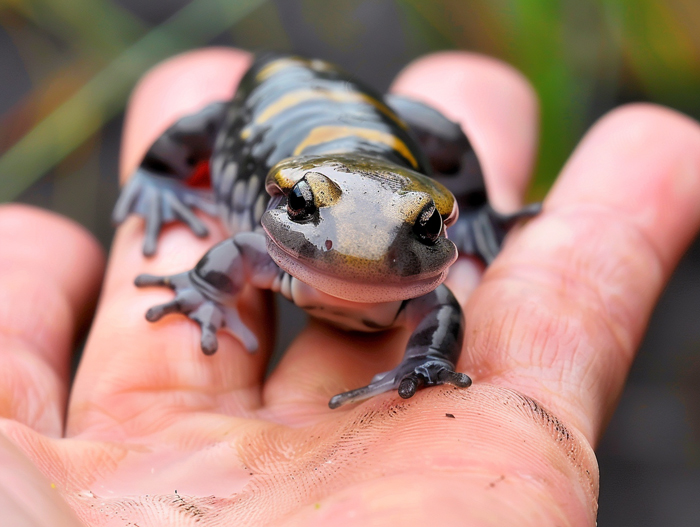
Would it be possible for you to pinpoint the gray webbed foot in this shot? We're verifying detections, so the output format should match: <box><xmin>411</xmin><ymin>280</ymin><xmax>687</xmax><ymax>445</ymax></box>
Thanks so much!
<box><xmin>449</xmin><ymin>202</ymin><xmax>542</xmax><ymax>264</ymax></box>
<box><xmin>135</xmin><ymin>271</ymin><xmax>258</xmax><ymax>354</ymax></box>
<box><xmin>328</xmin><ymin>357</ymin><xmax>471</xmax><ymax>409</ymax></box>
<box><xmin>114</xmin><ymin>169</ymin><xmax>217</xmax><ymax>256</ymax></box>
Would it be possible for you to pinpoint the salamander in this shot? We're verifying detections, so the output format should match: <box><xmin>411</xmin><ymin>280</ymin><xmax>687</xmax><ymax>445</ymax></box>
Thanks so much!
<box><xmin>113</xmin><ymin>54</ymin><xmax>539</xmax><ymax>409</ymax></box>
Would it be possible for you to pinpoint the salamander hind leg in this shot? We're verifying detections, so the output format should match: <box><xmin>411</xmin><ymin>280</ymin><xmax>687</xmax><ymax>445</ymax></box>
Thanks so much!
<box><xmin>449</xmin><ymin>202</ymin><xmax>542</xmax><ymax>264</ymax></box>
<box><xmin>386</xmin><ymin>94</ymin><xmax>540</xmax><ymax>264</ymax></box>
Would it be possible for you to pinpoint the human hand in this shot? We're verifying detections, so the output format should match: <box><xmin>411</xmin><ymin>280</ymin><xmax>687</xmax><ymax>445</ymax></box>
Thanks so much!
<box><xmin>2</xmin><ymin>48</ymin><xmax>700</xmax><ymax>526</ymax></box>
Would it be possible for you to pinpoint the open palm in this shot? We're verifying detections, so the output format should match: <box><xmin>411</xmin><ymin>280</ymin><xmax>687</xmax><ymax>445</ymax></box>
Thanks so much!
<box><xmin>2</xmin><ymin>49</ymin><xmax>700</xmax><ymax>527</ymax></box>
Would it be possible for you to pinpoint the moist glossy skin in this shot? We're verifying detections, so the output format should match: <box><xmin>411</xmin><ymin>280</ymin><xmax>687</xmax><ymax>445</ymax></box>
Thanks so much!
<box><xmin>262</xmin><ymin>154</ymin><xmax>458</xmax><ymax>303</ymax></box>
<box><xmin>113</xmin><ymin>53</ymin><xmax>535</xmax><ymax>407</ymax></box>
<box><xmin>209</xmin><ymin>55</ymin><xmax>433</xmax><ymax>238</ymax></box>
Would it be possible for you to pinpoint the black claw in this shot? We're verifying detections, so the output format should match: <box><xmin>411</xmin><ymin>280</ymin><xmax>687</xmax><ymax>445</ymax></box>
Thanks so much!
<box><xmin>328</xmin><ymin>396</ymin><xmax>343</xmax><ymax>410</ymax></box>
<box><xmin>135</xmin><ymin>273</ymin><xmax>165</xmax><ymax>287</ymax></box>
<box><xmin>398</xmin><ymin>381</ymin><xmax>415</xmax><ymax>399</ymax></box>
<box><xmin>200</xmin><ymin>330</ymin><xmax>219</xmax><ymax>355</ymax></box>
<box><xmin>454</xmin><ymin>373</ymin><xmax>472</xmax><ymax>387</ymax></box>
<box><xmin>143</xmin><ymin>234</ymin><xmax>158</xmax><ymax>257</ymax></box>
<box><xmin>398</xmin><ymin>374</ymin><xmax>423</xmax><ymax>399</ymax></box>
<box><xmin>439</xmin><ymin>369</ymin><xmax>472</xmax><ymax>388</ymax></box>
<box><xmin>145</xmin><ymin>300</ymin><xmax>182</xmax><ymax>321</ymax></box>
<box><xmin>145</xmin><ymin>306</ymin><xmax>165</xmax><ymax>322</ymax></box>
<box><xmin>518</xmin><ymin>201</ymin><xmax>542</xmax><ymax>218</ymax></box>
<box><xmin>192</xmin><ymin>224</ymin><xmax>209</xmax><ymax>237</ymax></box>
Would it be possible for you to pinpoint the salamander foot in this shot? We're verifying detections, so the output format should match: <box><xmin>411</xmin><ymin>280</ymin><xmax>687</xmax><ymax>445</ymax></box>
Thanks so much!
<box><xmin>113</xmin><ymin>169</ymin><xmax>217</xmax><ymax>256</ymax></box>
<box><xmin>450</xmin><ymin>202</ymin><xmax>541</xmax><ymax>264</ymax></box>
<box><xmin>328</xmin><ymin>357</ymin><xmax>471</xmax><ymax>409</ymax></box>
<box><xmin>135</xmin><ymin>271</ymin><xmax>258</xmax><ymax>354</ymax></box>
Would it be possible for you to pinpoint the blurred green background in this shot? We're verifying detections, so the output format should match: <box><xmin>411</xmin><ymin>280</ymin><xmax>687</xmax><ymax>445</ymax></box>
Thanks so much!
<box><xmin>1</xmin><ymin>0</ymin><xmax>699</xmax><ymax>525</ymax></box>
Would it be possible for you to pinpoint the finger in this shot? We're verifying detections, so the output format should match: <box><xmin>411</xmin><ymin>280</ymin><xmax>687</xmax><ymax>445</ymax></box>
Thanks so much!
<box><xmin>66</xmin><ymin>49</ymin><xmax>279</xmax><ymax>438</ymax></box>
<box><xmin>465</xmin><ymin>104</ymin><xmax>700</xmax><ymax>443</ymax></box>
<box><xmin>119</xmin><ymin>48</ymin><xmax>250</xmax><ymax>183</ymax></box>
<box><xmin>0</xmin><ymin>204</ymin><xmax>104</xmax><ymax>436</ymax></box>
<box><xmin>391</xmin><ymin>52</ymin><xmax>539</xmax><ymax>303</ymax></box>
<box><xmin>263</xmin><ymin>52</ymin><xmax>540</xmax><ymax>416</ymax></box>
<box><xmin>390</xmin><ymin>51</ymin><xmax>539</xmax><ymax>213</ymax></box>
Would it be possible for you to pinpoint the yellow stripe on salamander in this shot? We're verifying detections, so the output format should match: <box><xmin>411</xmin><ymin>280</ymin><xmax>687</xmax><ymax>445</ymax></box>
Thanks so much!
<box><xmin>256</xmin><ymin>57</ymin><xmax>334</xmax><ymax>82</ymax></box>
<box><xmin>253</xmin><ymin>89</ymin><xmax>406</xmax><ymax>129</ymax></box>
<box><xmin>293</xmin><ymin>126</ymin><xmax>419</xmax><ymax>169</ymax></box>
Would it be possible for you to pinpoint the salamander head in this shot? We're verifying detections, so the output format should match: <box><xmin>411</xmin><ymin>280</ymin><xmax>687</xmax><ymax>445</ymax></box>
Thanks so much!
<box><xmin>261</xmin><ymin>154</ymin><xmax>458</xmax><ymax>302</ymax></box>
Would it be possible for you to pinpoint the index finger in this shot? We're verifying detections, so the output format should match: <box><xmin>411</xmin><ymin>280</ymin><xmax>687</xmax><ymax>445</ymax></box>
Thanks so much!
<box><xmin>66</xmin><ymin>49</ymin><xmax>279</xmax><ymax>438</ymax></box>
<box><xmin>465</xmin><ymin>104</ymin><xmax>700</xmax><ymax>444</ymax></box>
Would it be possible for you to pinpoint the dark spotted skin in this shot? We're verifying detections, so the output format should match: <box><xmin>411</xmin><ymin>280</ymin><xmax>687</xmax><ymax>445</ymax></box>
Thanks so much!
<box><xmin>209</xmin><ymin>55</ymin><xmax>431</xmax><ymax>237</ymax></box>
<box><xmin>113</xmin><ymin>54</ymin><xmax>539</xmax><ymax>408</ymax></box>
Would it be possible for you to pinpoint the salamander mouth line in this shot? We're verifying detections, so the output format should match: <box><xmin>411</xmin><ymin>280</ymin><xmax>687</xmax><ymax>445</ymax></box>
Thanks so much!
<box><xmin>262</xmin><ymin>228</ymin><xmax>446</xmax><ymax>287</ymax></box>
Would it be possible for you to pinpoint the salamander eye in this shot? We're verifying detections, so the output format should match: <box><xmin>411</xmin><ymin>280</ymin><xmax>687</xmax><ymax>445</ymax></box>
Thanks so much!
<box><xmin>286</xmin><ymin>180</ymin><xmax>316</xmax><ymax>222</ymax></box>
<box><xmin>413</xmin><ymin>205</ymin><xmax>442</xmax><ymax>245</ymax></box>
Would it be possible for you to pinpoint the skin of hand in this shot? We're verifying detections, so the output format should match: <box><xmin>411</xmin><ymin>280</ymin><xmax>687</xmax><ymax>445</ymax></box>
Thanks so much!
<box><xmin>2</xmin><ymin>48</ymin><xmax>700</xmax><ymax>527</ymax></box>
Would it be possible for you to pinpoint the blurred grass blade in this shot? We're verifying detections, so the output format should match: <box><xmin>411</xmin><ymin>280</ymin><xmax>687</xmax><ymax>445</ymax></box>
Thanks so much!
<box><xmin>10</xmin><ymin>0</ymin><xmax>147</xmax><ymax>57</ymax></box>
<box><xmin>396</xmin><ymin>0</ymin><xmax>607</xmax><ymax>194</ymax></box>
<box><xmin>0</xmin><ymin>0</ymin><xmax>267</xmax><ymax>202</ymax></box>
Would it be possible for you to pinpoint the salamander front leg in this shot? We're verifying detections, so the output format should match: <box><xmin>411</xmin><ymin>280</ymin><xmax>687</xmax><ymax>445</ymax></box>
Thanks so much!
<box><xmin>113</xmin><ymin>102</ymin><xmax>227</xmax><ymax>255</ymax></box>
<box><xmin>329</xmin><ymin>285</ymin><xmax>470</xmax><ymax>409</ymax></box>
<box><xmin>114</xmin><ymin>169</ymin><xmax>217</xmax><ymax>256</ymax></box>
<box><xmin>135</xmin><ymin>232</ymin><xmax>281</xmax><ymax>354</ymax></box>
<box><xmin>135</xmin><ymin>270</ymin><xmax>256</xmax><ymax>354</ymax></box>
